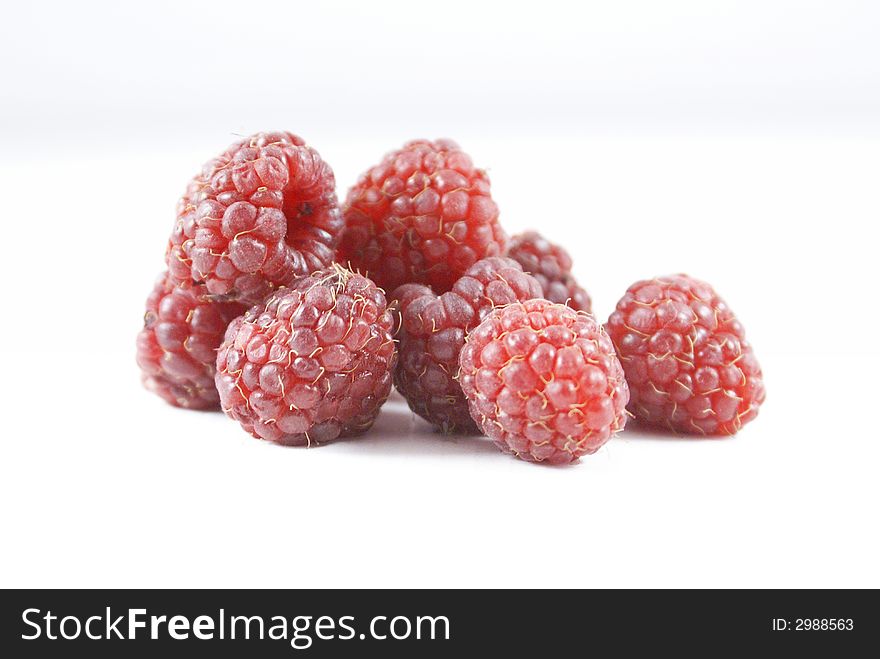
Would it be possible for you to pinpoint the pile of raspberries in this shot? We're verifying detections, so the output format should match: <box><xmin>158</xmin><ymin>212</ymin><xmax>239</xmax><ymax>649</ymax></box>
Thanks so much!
<box><xmin>138</xmin><ymin>132</ymin><xmax>765</xmax><ymax>465</ymax></box>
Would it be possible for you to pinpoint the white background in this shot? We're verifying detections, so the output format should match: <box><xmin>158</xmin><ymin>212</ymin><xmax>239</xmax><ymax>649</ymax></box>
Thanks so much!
<box><xmin>1</xmin><ymin>1</ymin><xmax>878</xmax><ymax>588</ymax></box>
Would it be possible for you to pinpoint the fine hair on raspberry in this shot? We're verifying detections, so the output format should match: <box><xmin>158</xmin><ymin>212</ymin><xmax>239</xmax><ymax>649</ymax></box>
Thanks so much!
<box><xmin>215</xmin><ymin>265</ymin><xmax>397</xmax><ymax>446</ymax></box>
<box><xmin>136</xmin><ymin>273</ymin><xmax>246</xmax><ymax>409</ymax></box>
<box><xmin>459</xmin><ymin>299</ymin><xmax>630</xmax><ymax>464</ymax></box>
<box><xmin>507</xmin><ymin>231</ymin><xmax>592</xmax><ymax>313</ymax></box>
<box><xmin>340</xmin><ymin>139</ymin><xmax>508</xmax><ymax>294</ymax></box>
<box><xmin>606</xmin><ymin>274</ymin><xmax>765</xmax><ymax>435</ymax></box>
<box><xmin>392</xmin><ymin>256</ymin><xmax>543</xmax><ymax>433</ymax></box>
<box><xmin>166</xmin><ymin>131</ymin><xmax>342</xmax><ymax>305</ymax></box>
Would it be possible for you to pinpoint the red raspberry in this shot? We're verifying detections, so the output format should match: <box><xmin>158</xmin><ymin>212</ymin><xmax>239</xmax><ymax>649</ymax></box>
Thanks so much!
<box><xmin>166</xmin><ymin>131</ymin><xmax>341</xmax><ymax>305</ymax></box>
<box><xmin>459</xmin><ymin>300</ymin><xmax>629</xmax><ymax>464</ymax></box>
<box><xmin>215</xmin><ymin>266</ymin><xmax>397</xmax><ymax>446</ymax></box>
<box><xmin>606</xmin><ymin>274</ymin><xmax>765</xmax><ymax>435</ymax></box>
<box><xmin>136</xmin><ymin>274</ymin><xmax>246</xmax><ymax>409</ymax></box>
<box><xmin>392</xmin><ymin>257</ymin><xmax>542</xmax><ymax>433</ymax></box>
<box><xmin>507</xmin><ymin>231</ymin><xmax>592</xmax><ymax>312</ymax></box>
<box><xmin>340</xmin><ymin>139</ymin><xmax>507</xmax><ymax>293</ymax></box>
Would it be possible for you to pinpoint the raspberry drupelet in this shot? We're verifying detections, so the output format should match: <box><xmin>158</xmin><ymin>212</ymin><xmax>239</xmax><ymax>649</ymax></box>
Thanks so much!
<box><xmin>459</xmin><ymin>299</ymin><xmax>629</xmax><ymax>464</ymax></box>
<box><xmin>507</xmin><ymin>231</ymin><xmax>592</xmax><ymax>313</ymax></box>
<box><xmin>340</xmin><ymin>139</ymin><xmax>508</xmax><ymax>294</ymax></box>
<box><xmin>392</xmin><ymin>257</ymin><xmax>542</xmax><ymax>433</ymax></box>
<box><xmin>137</xmin><ymin>273</ymin><xmax>247</xmax><ymax>409</ymax></box>
<box><xmin>606</xmin><ymin>274</ymin><xmax>765</xmax><ymax>435</ymax></box>
<box><xmin>166</xmin><ymin>131</ymin><xmax>341</xmax><ymax>306</ymax></box>
<box><xmin>215</xmin><ymin>265</ymin><xmax>397</xmax><ymax>446</ymax></box>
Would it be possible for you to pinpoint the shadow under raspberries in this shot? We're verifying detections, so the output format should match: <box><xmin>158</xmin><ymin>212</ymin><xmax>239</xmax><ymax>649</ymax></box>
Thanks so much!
<box><xmin>349</xmin><ymin>400</ymin><xmax>501</xmax><ymax>458</ymax></box>
<box><xmin>617</xmin><ymin>419</ymin><xmax>736</xmax><ymax>442</ymax></box>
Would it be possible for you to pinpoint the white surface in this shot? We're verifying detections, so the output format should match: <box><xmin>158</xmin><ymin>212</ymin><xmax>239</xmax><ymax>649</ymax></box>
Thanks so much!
<box><xmin>1</xmin><ymin>1</ymin><xmax>878</xmax><ymax>588</ymax></box>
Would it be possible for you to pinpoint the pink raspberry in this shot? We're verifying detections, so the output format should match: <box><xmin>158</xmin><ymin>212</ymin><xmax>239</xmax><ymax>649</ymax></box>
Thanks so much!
<box><xmin>215</xmin><ymin>266</ymin><xmax>396</xmax><ymax>446</ymax></box>
<box><xmin>459</xmin><ymin>299</ymin><xmax>629</xmax><ymax>464</ymax></box>
<box><xmin>136</xmin><ymin>273</ymin><xmax>246</xmax><ymax>409</ymax></box>
<box><xmin>392</xmin><ymin>257</ymin><xmax>542</xmax><ymax>433</ymax></box>
<box><xmin>340</xmin><ymin>139</ymin><xmax>508</xmax><ymax>293</ymax></box>
<box><xmin>606</xmin><ymin>274</ymin><xmax>765</xmax><ymax>435</ymax></box>
<box><xmin>166</xmin><ymin>131</ymin><xmax>341</xmax><ymax>305</ymax></box>
<box><xmin>507</xmin><ymin>231</ymin><xmax>592</xmax><ymax>312</ymax></box>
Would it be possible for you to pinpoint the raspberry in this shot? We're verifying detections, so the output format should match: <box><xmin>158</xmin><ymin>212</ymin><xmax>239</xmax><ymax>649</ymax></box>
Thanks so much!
<box><xmin>166</xmin><ymin>131</ymin><xmax>341</xmax><ymax>306</ymax></box>
<box><xmin>340</xmin><ymin>139</ymin><xmax>507</xmax><ymax>293</ymax></box>
<box><xmin>507</xmin><ymin>231</ymin><xmax>592</xmax><ymax>312</ymax></box>
<box><xmin>136</xmin><ymin>274</ymin><xmax>246</xmax><ymax>409</ymax></box>
<box><xmin>606</xmin><ymin>274</ymin><xmax>765</xmax><ymax>435</ymax></box>
<box><xmin>392</xmin><ymin>257</ymin><xmax>542</xmax><ymax>433</ymax></box>
<box><xmin>215</xmin><ymin>265</ymin><xmax>397</xmax><ymax>446</ymax></box>
<box><xmin>459</xmin><ymin>299</ymin><xmax>629</xmax><ymax>464</ymax></box>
